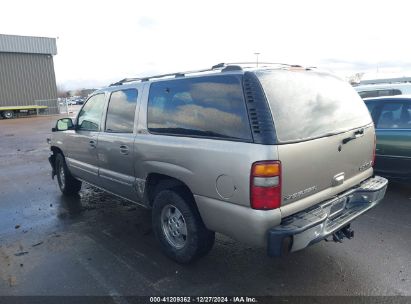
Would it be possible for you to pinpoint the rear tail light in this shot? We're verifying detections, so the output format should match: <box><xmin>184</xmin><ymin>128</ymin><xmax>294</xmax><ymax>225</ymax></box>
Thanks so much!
<box><xmin>250</xmin><ymin>161</ymin><xmax>281</xmax><ymax>210</ymax></box>
<box><xmin>372</xmin><ymin>133</ymin><xmax>376</xmax><ymax>167</ymax></box>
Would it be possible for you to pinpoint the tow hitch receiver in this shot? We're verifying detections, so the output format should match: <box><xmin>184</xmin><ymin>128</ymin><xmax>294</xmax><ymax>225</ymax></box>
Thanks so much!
<box><xmin>331</xmin><ymin>225</ymin><xmax>354</xmax><ymax>243</ymax></box>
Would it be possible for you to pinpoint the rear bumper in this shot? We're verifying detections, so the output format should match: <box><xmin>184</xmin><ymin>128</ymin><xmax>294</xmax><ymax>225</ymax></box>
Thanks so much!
<box><xmin>267</xmin><ymin>176</ymin><xmax>388</xmax><ymax>256</ymax></box>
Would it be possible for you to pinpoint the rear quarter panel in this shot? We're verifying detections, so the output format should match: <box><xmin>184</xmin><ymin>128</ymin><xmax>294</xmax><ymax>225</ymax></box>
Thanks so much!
<box><xmin>134</xmin><ymin>83</ymin><xmax>279</xmax><ymax>207</ymax></box>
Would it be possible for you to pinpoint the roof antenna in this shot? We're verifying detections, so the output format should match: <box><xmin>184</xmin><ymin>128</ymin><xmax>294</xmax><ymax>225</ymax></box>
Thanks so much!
<box><xmin>254</xmin><ymin>52</ymin><xmax>260</xmax><ymax>67</ymax></box>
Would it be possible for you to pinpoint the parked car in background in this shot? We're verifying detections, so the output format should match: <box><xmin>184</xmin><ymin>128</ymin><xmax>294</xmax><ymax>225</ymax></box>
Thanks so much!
<box><xmin>76</xmin><ymin>98</ymin><xmax>85</xmax><ymax>105</ymax></box>
<box><xmin>364</xmin><ymin>96</ymin><xmax>411</xmax><ymax>181</ymax></box>
<box><xmin>354</xmin><ymin>83</ymin><xmax>411</xmax><ymax>99</ymax></box>
<box><xmin>48</xmin><ymin>63</ymin><xmax>387</xmax><ymax>263</ymax></box>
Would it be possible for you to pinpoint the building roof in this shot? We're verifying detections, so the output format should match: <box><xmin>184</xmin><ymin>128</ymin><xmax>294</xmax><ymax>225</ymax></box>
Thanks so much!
<box><xmin>0</xmin><ymin>34</ymin><xmax>57</xmax><ymax>55</ymax></box>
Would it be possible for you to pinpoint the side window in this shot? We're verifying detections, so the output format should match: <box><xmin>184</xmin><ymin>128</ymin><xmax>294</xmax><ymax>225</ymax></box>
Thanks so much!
<box><xmin>359</xmin><ymin>89</ymin><xmax>402</xmax><ymax>99</ymax></box>
<box><xmin>364</xmin><ymin>100</ymin><xmax>378</xmax><ymax>124</ymax></box>
<box><xmin>147</xmin><ymin>75</ymin><xmax>252</xmax><ymax>141</ymax></box>
<box><xmin>77</xmin><ymin>94</ymin><xmax>106</xmax><ymax>131</ymax></box>
<box><xmin>365</xmin><ymin>100</ymin><xmax>377</xmax><ymax>113</ymax></box>
<box><xmin>377</xmin><ymin>90</ymin><xmax>391</xmax><ymax>97</ymax></box>
<box><xmin>359</xmin><ymin>91</ymin><xmax>378</xmax><ymax>98</ymax></box>
<box><xmin>105</xmin><ymin>89</ymin><xmax>138</xmax><ymax>133</ymax></box>
<box><xmin>377</xmin><ymin>102</ymin><xmax>411</xmax><ymax>129</ymax></box>
<box><xmin>389</xmin><ymin>89</ymin><xmax>402</xmax><ymax>96</ymax></box>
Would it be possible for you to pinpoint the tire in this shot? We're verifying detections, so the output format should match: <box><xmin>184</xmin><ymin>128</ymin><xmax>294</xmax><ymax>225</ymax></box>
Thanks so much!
<box><xmin>2</xmin><ymin>110</ymin><xmax>14</xmax><ymax>119</ymax></box>
<box><xmin>55</xmin><ymin>153</ymin><xmax>82</xmax><ymax>196</ymax></box>
<box><xmin>152</xmin><ymin>189</ymin><xmax>215</xmax><ymax>264</ymax></box>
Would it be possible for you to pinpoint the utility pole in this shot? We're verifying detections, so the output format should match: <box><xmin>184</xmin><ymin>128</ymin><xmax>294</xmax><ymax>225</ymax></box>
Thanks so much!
<box><xmin>254</xmin><ymin>52</ymin><xmax>260</xmax><ymax>67</ymax></box>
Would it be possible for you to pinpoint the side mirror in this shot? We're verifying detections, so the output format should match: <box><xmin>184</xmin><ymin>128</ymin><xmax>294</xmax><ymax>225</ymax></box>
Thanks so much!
<box><xmin>53</xmin><ymin>118</ymin><xmax>75</xmax><ymax>132</ymax></box>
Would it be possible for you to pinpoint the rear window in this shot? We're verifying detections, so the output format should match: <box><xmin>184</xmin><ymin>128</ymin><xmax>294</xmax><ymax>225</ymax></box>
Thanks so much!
<box><xmin>256</xmin><ymin>70</ymin><xmax>372</xmax><ymax>143</ymax></box>
<box><xmin>359</xmin><ymin>89</ymin><xmax>402</xmax><ymax>98</ymax></box>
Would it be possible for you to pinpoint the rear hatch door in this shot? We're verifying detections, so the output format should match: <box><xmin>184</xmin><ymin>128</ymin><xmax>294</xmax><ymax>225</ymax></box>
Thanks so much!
<box><xmin>256</xmin><ymin>69</ymin><xmax>375</xmax><ymax>208</ymax></box>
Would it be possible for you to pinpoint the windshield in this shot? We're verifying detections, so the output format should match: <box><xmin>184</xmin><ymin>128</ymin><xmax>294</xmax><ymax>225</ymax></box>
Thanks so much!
<box><xmin>256</xmin><ymin>70</ymin><xmax>372</xmax><ymax>143</ymax></box>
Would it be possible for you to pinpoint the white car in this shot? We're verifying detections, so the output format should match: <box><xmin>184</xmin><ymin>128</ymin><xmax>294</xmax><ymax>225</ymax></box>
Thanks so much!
<box><xmin>355</xmin><ymin>82</ymin><xmax>411</xmax><ymax>98</ymax></box>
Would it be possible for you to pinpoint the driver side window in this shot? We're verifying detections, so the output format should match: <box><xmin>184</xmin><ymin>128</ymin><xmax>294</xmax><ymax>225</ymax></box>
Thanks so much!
<box><xmin>77</xmin><ymin>94</ymin><xmax>106</xmax><ymax>131</ymax></box>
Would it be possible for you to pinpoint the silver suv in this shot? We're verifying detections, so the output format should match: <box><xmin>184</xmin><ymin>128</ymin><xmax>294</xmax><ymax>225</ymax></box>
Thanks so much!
<box><xmin>48</xmin><ymin>63</ymin><xmax>388</xmax><ymax>263</ymax></box>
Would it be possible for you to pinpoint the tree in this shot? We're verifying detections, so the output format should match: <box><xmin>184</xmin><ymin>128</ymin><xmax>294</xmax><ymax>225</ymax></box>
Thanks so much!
<box><xmin>348</xmin><ymin>72</ymin><xmax>364</xmax><ymax>85</ymax></box>
<box><xmin>57</xmin><ymin>85</ymin><xmax>70</xmax><ymax>98</ymax></box>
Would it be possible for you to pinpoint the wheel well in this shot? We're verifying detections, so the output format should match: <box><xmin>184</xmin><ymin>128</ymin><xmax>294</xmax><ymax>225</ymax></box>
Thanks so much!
<box><xmin>51</xmin><ymin>146</ymin><xmax>64</xmax><ymax>156</ymax></box>
<box><xmin>50</xmin><ymin>146</ymin><xmax>64</xmax><ymax>168</ymax></box>
<box><xmin>145</xmin><ymin>173</ymin><xmax>194</xmax><ymax>207</ymax></box>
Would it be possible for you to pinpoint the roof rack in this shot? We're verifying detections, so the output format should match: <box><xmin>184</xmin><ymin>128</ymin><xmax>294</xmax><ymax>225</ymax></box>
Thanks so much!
<box><xmin>109</xmin><ymin>62</ymin><xmax>304</xmax><ymax>86</ymax></box>
<box><xmin>215</xmin><ymin>62</ymin><xmax>303</xmax><ymax>68</ymax></box>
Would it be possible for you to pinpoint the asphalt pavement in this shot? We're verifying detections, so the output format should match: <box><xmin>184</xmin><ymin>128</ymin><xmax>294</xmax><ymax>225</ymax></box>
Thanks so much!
<box><xmin>0</xmin><ymin>115</ymin><xmax>410</xmax><ymax>297</ymax></box>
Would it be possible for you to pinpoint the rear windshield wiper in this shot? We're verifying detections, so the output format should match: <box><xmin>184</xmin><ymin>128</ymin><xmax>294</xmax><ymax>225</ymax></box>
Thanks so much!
<box><xmin>342</xmin><ymin>128</ymin><xmax>364</xmax><ymax>144</ymax></box>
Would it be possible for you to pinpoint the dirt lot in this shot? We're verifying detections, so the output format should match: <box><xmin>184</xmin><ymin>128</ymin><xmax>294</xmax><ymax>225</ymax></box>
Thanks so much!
<box><xmin>0</xmin><ymin>116</ymin><xmax>410</xmax><ymax>296</ymax></box>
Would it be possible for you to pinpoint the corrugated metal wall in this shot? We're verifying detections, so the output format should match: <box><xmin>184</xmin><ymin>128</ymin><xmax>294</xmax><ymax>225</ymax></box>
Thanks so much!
<box><xmin>0</xmin><ymin>34</ymin><xmax>57</xmax><ymax>55</ymax></box>
<box><xmin>0</xmin><ymin>52</ymin><xmax>58</xmax><ymax>106</ymax></box>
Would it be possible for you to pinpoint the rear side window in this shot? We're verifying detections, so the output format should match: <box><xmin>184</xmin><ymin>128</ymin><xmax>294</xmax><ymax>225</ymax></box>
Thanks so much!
<box><xmin>147</xmin><ymin>75</ymin><xmax>252</xmax><ymax>141</ymax></box>
<box><xmin>364</xmin><ymin>100</ymin><xmax>379</xmax><ymax>123</ymax></box>
<box><xmin>77</xmin><ymin>93</ymin><xmax>106</xmax><ymax>131</ymax></box>
<box><xmin>365</xmin><ymin>100</ymin><xmax>377</xmax><ymax>113</ymax></box>
<box><xmin>105</xmin><ymin>89</ymin><xmax>138</xmax><ymax>133</ymax></box>
<box><xmin>377</xmin><ymin>102</ymin><xmax>411</xmax><ymax>129</ymax></box>
<box><xmin>257</xmin><ymin>70</ymin><xmax>372</xmax><ymax>143</ymax></box>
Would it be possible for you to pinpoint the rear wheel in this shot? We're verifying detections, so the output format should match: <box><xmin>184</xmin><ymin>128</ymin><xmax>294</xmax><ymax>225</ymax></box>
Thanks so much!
<box><xmin>2</xmin><ymin>110</ymin><xmax>14</xmax><ymax>119</ymax></box>
<box><xmin>152</xmin><ymin>189</ymin><xmax>215</xmax><ymax>264</ymax></box>
<box><xmin>55</xmin><ymin>153</ymin><xmax>82</xmax><ymax>196</ymax></box>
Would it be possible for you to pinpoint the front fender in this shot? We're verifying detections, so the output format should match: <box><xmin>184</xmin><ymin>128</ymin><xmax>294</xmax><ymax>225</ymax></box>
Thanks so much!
<box><xmin>48</xmin><ymin>153</ymin><xmax>56</xmax><ymax>179</ymax></box>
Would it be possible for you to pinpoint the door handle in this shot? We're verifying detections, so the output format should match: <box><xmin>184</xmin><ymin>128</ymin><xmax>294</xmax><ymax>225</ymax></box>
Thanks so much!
<box><xmin>342</xmin><ymin>129</ymin><xmax>364</xmax><ymax>144</ymax></box>
<box><xmin>89</xmin><ymin>140</ymin><xmax>97</xmax><ymax>148</ymax></box>
<box><xmin>120</xmin><ymin>145</ymin><xmax>129</xmax><ymax>155</ymax></box>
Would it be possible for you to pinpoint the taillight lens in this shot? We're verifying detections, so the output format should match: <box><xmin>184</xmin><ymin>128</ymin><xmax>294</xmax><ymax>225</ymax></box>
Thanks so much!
<box><xmin>250</xmin><ymin>161</ymin><xmax>281</xmax><ymax>210</ymax></box>
<box><xmin>372</xmin><ymin>133</ymin><xmax>376</xmax><ymax>167</ymax></box>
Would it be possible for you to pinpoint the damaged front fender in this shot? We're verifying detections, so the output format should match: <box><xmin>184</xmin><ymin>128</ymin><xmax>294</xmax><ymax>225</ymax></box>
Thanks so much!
<box><xmin>48</xmin><ymin>154</ymin><xmax>56</xmax><ymax>180</ymax></box>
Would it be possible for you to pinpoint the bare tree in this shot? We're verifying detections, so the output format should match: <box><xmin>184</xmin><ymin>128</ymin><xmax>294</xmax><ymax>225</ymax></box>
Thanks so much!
<box><xmin>57</xmin><ymin>85</ymin><xmax>70</xmax><ymax>98</ymax></box>
<box><xmin>348</xmin><ymin>72</ymin><xmax>364</xmax><ymax>85</ymax></box>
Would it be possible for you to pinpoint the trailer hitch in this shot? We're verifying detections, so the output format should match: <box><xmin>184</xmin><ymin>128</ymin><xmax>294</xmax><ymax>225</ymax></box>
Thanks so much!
<box><xmin>326</xmin><ymin>225</ymin><xmax>354</xmax><ymax>243</ymax></box>
<box><xmin>341</xmin><ymin>225</ymin><xmax>354</xmax><ymax>239</ymax></box>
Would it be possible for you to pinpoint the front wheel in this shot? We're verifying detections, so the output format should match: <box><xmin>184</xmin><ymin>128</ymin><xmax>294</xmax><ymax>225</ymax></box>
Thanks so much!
<box><xmin>152</xmin><ymin>189</ymin><xmax>215</xmax><ymax>264</ymax></box>
<box><xmin>2</xmin><ymin>110</ymin><xmax>14</xmax><ymax>119</ymax></box>
<box><xmin>55</xmin><ymin>153</ymin><xmax>82</xmax><ymax>196</ymax></box>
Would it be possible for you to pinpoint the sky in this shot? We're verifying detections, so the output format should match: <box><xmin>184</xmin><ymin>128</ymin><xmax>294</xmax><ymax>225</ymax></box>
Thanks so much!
<box><xmin>1</xmin><ymin>0</ymin><xmax>411</xmax><ymax>90</ymax></box>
